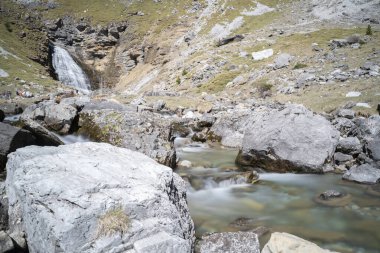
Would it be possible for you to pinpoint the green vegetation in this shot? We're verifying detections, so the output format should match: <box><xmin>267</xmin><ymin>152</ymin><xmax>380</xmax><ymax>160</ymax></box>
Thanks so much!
<box><xmin>4</xmin><ymin>22</ymin><xmax>13</xmax><ymax>32</ymax></box>
<box><xmin>176</xmin><ymin>76</ymin><xmax>181</xmax><ymax>85</ymax></box>
<box><xmin>199</xmin><ymin>71</ymin><xmax>240</xmax><ymax>93</ymax></box>
<box><xmin>182</xmin><ymin>69</ymin><xmax>188</xmax><ymax>76</ymax></box>
<box><xmin>43</xmin><ymin>0</ymin><xmax>126</xmax><ymax>25</ymax></box>
<box><xmin>366</xmin><ymin>25</ymin><xmax>373</xmax><ymax>36</ymax></box>
<box><xmin>97</xmin><ymin>207</ymin><xmax>129</xmax><ymax>237</ymax></box>
<box><xmin>293</xmin><ymin>63</ymin><xmax>308</xmax><ymax>69</ymax></box>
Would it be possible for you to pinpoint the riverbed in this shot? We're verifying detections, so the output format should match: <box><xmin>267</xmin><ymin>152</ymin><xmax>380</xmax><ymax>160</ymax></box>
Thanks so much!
<box><xmin>175</xmin><ymin>138</ymin><xmax>380</xmax><ymax>253</ymax></box>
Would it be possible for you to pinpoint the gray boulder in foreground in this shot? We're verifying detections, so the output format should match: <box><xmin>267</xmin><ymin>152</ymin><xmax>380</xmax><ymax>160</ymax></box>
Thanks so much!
<box><xmin>198</xmin><ymin>231</ymin><xmax>260</xmax><ymax>253</ymax></box>
<box><xmin>236</xmin><ymin>104</ymin><xmax>340</xmax><ymax>173</ymax></box>
<box><xmin>6</xmin><ymin>142</ymin><xmax>194</xmax><ymax>253</ymax></box>
<box><xmin>262</xmin><ymin>232</ymin><xmax>338</xmax><ymax>253</ymax></box>
<box><xmin>343</xmin><ymin>164</ymin><xmax>380</xmax><ymax>184</ymax></box>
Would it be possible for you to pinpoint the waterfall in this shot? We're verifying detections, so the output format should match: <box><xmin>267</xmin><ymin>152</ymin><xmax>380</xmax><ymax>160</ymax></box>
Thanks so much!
<box><xmin>52</xmin><ymin>46</ymin><xmax>91</xmax><ymax>91</ymax></box>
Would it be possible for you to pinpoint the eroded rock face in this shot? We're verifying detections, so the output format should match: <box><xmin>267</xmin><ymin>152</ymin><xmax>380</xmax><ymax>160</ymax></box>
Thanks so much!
<box><xmin>6</xmin><ymin>143</ymin><xmax>194</xmax><ymax>253</ymax></box>
<box><xmin>236</xmin><ymin>104</ymin><xmax>340</xmax><ymax>173</ymax></box>
<box><xmin>79</xmin><ymin>101</ymin><xmax>176</xmax><ymax>168</ymax></box>
<box><xmin>198</xmin><ymin>231</ymin><xmax>260</xmax><ymax>253</ymax></box>
<box><xmin>262</xmin><ymin>232</ymin><xmax>338</xmax><ymax>253</ymax></box>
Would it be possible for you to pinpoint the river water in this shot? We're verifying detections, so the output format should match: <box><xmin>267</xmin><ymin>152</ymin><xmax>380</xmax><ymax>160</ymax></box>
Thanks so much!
<box><xmin>175</xmin><ymin>138</ymin><xmax>380</xmax><ymax>253</ymax></box>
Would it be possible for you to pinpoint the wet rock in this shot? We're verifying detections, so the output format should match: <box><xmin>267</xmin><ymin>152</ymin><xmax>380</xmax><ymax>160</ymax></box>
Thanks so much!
<box><xmin>336</xmin><ymin>137</ymin><xmax>362</xmax><ymax>155</ymax></box>
<box><xmin>0</xmin><ymin>110</ymin><xmax>4</xmax><ymax>122</ymax></box>
<box><xmin>0</xmin><ymin>123</ymin><xmax>37</xmax><ymax>178</ymax></box>
<box><xmin>192</xmin><ymin>129</ymin><xmax>208</xmax><ymax>143</ymax></box>
<box><xmin>170</xmin><ymin>122</ymin><xmax>191</xmax><ymax>139</ymax></box>
<box><xmin>0</xmin><ymin>231</ymin><xmax>14</xmax><ymax>253</ymax></box>
<box><xmin>6</xmin><ymin>143</ymin><xmax>195</xmax><ymax>253</ymax></box>
<box><xmin>334</xmin><ymin>152</ymin><xmax>353</xmax><ymax>164</ymax></box>
<box><xmin>199</xmin><ymin>231</ymin><xmax>260</xmax><ymax>253</ymax></box>
<box><xmin>262</xmin><ymin>232</ymin><xmax>338</xmax><ymax>253</ymax></box>
<box><xmin>337</xmin><ymin>109</ymin><xmax>355</xmax><ymax>119</ymax></box>
<box><xmin>178</xmin><ymin>160</ymin><xmax>192</xmax><ymax>169</ymax></box>
<box><xmin>314</xmin><ymin>190</ymin><xmax>351</xmax><ymax>207</ymax></box>
<box><xmin>343</xmin><ymin>164</ymin><xmax>380</xmax><ymax>184</ymax></box>
<box><xmin>236</xmin><ymin>104</ymin><xmax>339</xmax><ymax>173</ymax></box>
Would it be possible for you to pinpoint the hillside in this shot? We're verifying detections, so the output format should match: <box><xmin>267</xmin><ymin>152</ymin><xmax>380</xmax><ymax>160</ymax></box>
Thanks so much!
<box><xmin>0</xmin><ymin>0</ymin><xmax>379</xmax><ymax>114</ymax></box>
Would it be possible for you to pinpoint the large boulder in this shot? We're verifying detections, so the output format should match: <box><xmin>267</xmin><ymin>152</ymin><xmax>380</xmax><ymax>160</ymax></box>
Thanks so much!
<box><xmin>79</xmin><ymin>101</ymin><xmax>176</xmax><ymax>168</ymax></box>
<box><xmin>21</xmin><ymin>100</ymin><xmax>79</xmax><ymax>134</ymax></box>
<box><xmin>262</xmin><ymin>232</ymin><xmax>338</xmax><ymax>253</ymax></box>
<box><xmin>0</xmin><ymin>122</ymin><xmax>38</xmax><ymax>178</ymax></box>
<box><xmin>367</xmin><ymin>137</ymin><xmax>380</xmax><ymax>161</ymax></box>
<box><xmin>343</xmin><ymin>164</ymin><xmax>380</xmax><ymax>184</ymax></box>
<box><xmin>6</xmin><ymin>142</ymin><xmax>194</xmax><ymax>253</ymax></box>
<box><xmin>236</xmin><ymin>104</ymin><xmax>340</xmax><ymax>173</ymax></box>
<box><xmin>198</xmin><ymin>231</ymin><xmax>260</xmax><ymax>253</ymax></box>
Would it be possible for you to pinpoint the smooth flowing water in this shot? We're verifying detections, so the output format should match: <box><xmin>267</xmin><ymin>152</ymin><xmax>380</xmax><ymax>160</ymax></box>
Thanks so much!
<box><xmin>175</xmin><ymin>138</ymin><xmax>380</xmax><ymax>253</ymax></box>
<box><xmin>52</xmin><ymin>46</ymin><xmax>91</xmax><ymax>91</ymax></box>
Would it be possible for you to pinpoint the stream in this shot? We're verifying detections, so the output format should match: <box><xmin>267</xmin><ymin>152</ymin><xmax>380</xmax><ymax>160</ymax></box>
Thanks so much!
<box><xmin>175</xmin><ymin>138</ymin><xmax>380</xmax><ymax>253</ymax></box>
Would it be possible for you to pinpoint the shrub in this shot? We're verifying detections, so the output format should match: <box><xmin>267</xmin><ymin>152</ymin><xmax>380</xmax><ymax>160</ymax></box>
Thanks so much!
<box><xmin>293</xmin><ymin>63</ymin><xmax>308</xmax><ymax>69</ymax></box>
<box><xmin>96</xmin><ymin>207</ymin><xmax>129</xmax><ymax>237</ymax></box>
<box><xmin>176</xmin><ymin>76</ymin><xmax>181</xmax><ymax>85</ymax></box>
<box><xmin>257</xmin><ymin>82</ymin><xmax>272</xmax><ymax>98</ymax></box>
<box><xmin>182</xmin><ymin>69</ymin><xmax>188</xmax><ymax>76</ymax></box>
<box><xmin>366</xmin><ymin>25</ymin><xmax>372</xmax><ymax>36</ymax></box>
<box><xmin>5</xmin><ymin>22</ymin><xmax>13</xmax><ymax>32</ymax></box>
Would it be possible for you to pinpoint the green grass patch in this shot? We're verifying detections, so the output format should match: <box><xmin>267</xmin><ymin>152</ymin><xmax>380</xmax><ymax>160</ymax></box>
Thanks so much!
<box><xmin>293</xmin><ymin>63</ymin><xmax>308</xmax><ymax>69</ymax></box>
<box><xmin>43</xmin><ymin>0</ymin><xmax>127</xmax><ymax>25</ymax></box>
<box><xmin>198</xmin><ymin>71</ymin><xmax>240</xmax><ymax>93</ymax></box>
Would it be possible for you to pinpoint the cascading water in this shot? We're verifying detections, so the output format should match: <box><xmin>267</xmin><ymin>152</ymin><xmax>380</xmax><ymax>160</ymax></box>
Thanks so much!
<box><xmin>52</xmin><ymin>45</ymin><xmax>91</xmax><ymax>91</ymax></box>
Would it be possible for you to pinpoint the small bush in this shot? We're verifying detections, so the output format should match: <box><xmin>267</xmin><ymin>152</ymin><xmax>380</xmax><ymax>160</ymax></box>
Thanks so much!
<box><xmin>5</xmin><ymin>22</ymin><xmax>13</xmax><ymax>32</ymax></box>
<box><xmin>366</xmin><ymin>25</ymin><xmax>372</xmax><ymax>36</ymax></box>
<box><xmin>257</xmin><ymin>82</ymin><xmax>272</xmax><ymax>98</ymax></box>
<box><xmin>182</xmin><ymin>69</ymin><xmax>188</xmax><ymax>76</ymax></box>
<box><xmin>97</xmin><ymin>207</ymin><xmax>129</xmax><ymax>237</ymax></box>
<box><xmin>293</xmin><ymin>63</ymin><xmax>308</xmax><ymax>69</ymax></box>
<box><xmin>176</xmin><ymin>76</ymin><xmax>181</xmax><ymax>85</ymax></box>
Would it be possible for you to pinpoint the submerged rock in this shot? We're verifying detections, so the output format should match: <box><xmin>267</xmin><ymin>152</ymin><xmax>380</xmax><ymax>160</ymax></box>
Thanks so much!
<box><xmin>262</xmin><ymin>232</ymin><xmax>338</xmax><ymax>253</ymax></box>
<box><xmin>236</xmin><ymin>104</ymin><xmax>339</xmax><ymax>173</ymax></box>
<box><xmin>198</xmin><ymin>231</ymin><xmax>260</xmax><ymax>253</ymax></box>
<box><xmin>6</xmin><ymin>142</ymin><xmax>194</xmax><ymax>253</ymax></box>
<box><xmin>343</xmin><ymin>164</ymin><xmax>380</xmax><ymax>184</ymax></box>
<box><xmin>314</xmin><ymin>190</ymin><xmax>351</xmax><ymax>207</ymax></box>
